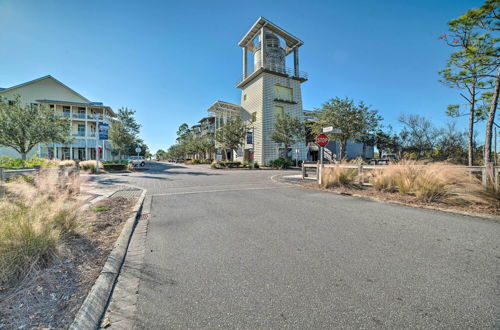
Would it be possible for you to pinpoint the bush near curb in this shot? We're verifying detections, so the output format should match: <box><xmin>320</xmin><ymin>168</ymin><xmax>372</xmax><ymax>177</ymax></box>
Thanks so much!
<box><xmin>269</xmin><ymin>157</ymin><xmax>294</xmax><ymax>169</ymax></box>
<box><xmin>102</xmin><ymin>164</ymin><xmax>127</xmax><ymax>171</ymax></box>
<box><xmin>0</xmin><ymin>174</ymin><xmax>80</xmax><ymax>284</ymax></box>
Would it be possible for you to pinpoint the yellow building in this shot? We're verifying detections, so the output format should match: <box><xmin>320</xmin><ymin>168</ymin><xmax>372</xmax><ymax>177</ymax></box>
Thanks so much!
<box><xmin>0</xmin><ymin>75</ymin><xmax>115</xmax><ymax>161</ymax></box>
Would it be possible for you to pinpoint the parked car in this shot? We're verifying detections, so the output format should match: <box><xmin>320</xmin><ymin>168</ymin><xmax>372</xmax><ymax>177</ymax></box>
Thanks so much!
<box><xmin>368</xmin><ymin>153</ymin><xmax>400</xmax><ymax>165</ymax></box>
<box><xmin>128</xmin><ymin>156</ymin><xmax>146</xmax><ymax>167</ymax></box>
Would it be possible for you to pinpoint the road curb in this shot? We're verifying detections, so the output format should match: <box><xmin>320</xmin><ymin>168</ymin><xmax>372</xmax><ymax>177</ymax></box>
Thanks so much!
<box><xmin>69</xmin><ymin>188</ymin><xmax>147</xmax><ymax>330</ymax></box>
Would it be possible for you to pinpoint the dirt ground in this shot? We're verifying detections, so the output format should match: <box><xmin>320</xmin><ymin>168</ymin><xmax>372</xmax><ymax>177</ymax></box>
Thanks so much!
<box><xmin>0</xmin><ymin>196</ymin><xmax>136</xmax><ymax>330</ymax></box>
<box><xmin>302</xmin><ymin>183</ymin><xmax>500</xmax><ymax>218</ymax></box>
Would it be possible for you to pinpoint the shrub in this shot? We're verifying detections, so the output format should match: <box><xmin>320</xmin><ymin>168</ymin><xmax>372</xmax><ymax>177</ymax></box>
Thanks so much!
<box><xmin>226</xmin><ymin>161</ymin><xmax>241</xmax><ymax>168</ymax></box>
<box><xmin>322</xmin><ymin>165</ymin><xmax>357</xmax><ymax>188</ymax></box>
<box><xmin>79</xmin><ymin>160</ymin><xmax>102</xmax><ymax>173</ymax></box>
<box><xmin>204</xmin><ymin>159</ymin><xmax>213</xmax><ymax>164</ymax></box>
<box><xmin>370</xmin><ymin>161</ymin><xmax>486</xmax><ymax>203</ymax></box>
<box><xmin>59</xmin><ymin>160</ymin><xmax>75</xmax><ymax>167</ymax></box>
<box><xmin>103</xmin><ymin>164</ymin><xmax>127</xmax><ymax>171</ymax></box>
<box><xmin>0</xmin><ymin>173</ymin><xmax>81</xmax><ymax>284</ymax></box>
<box><xmin>269</xmin><ymin>157</ymin><xmax>293</xmax><ymax>169</ymax></box>
<box><xmin>192</xmin><ymin>159</ymin><xmax>202</xmax><ymax>165</ymax></box>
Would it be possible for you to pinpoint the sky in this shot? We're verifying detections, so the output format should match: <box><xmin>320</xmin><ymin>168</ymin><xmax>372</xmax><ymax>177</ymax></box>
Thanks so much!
<box><xmin>0</xmin><ymin>0</ymin><xmax>487</xmax><ymax>153</ymax></box>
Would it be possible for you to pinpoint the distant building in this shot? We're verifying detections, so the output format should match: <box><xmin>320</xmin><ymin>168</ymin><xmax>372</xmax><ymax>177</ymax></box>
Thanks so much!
<box><xmin>0</xmin><ymin>75</ymin><xmax>114</xmax><ymax>161</ymax></box>
<box><xmin>303</xmin><ymin>110</ymin><xmax>374</xmax><ymax>161</ymax></box>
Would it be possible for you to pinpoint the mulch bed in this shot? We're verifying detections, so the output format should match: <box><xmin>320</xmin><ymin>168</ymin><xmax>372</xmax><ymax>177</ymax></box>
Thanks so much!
<box><xmin>0</xmin><ymin>196</ymin><xmax>136</xmax><ymax>329</ymax></box>
<box><xmin>302</xmin><ymin>183</ymin><xmax>500</xmax><ymax>218</ymax></box>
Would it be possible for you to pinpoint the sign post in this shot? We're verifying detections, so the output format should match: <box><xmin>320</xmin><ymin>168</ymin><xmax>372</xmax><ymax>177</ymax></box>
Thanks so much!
<box><xmin>316</xmin><ymin>134</ymin><xmax>329</xmax><ymax>185</ymax></box>
<box><xmin>135</xmin><ymin>147</ymin><xmax>141</xmax><ymax>157</ymax></box>
<box><xmin>96</xmin><ymin>123</ymin><xmax>109</xmax><ymax>174</ymax></box>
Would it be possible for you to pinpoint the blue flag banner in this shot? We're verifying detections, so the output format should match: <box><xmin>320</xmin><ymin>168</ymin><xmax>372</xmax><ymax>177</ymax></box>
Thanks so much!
<box><xmin>246</xmin><ymin>131</ymin><xmax>253</xmax><ymax>145</ymax></box>
<box><xmin>99</xmin><ymin>123</ymin><xmax>109</xmax><ymax>140</ymax></box>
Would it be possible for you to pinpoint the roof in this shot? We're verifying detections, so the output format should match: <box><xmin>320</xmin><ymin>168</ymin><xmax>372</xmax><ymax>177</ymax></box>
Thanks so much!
<box><xmin>238</xmin><ymin>17</ymin><xmax>303</xmax><ymax>55</ymax></box>
<box><xmin>207</xmin><ymin>100</ymin><xmax>243</xmax><ymax>114</ymax></box>
<box><xmin>198</xmin><ymin>116</ymin><xmax>215</xmax><ymax>123</ymax></box>
<box><xmin>36</xmin><ymin>99</ymin><xmax>108</xmax><ymax>107</ymax></box>
<box><xmin>0</xmin><ymin>75</ymin><xmax>91</xmax><ymax>102</ymax></box>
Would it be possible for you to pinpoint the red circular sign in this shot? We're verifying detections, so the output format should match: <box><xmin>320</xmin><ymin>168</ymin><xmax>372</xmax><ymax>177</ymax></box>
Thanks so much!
<box><xmin>316</xmin><ymin>134</ymin><xmax>329</xmax><ymax>147</ymax></box>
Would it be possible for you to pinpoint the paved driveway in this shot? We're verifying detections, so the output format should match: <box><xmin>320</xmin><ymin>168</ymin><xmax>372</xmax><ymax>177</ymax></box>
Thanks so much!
<box><xmin>99</xmin><ymin>162</ymin><xmax>500</xmax><ymax>329</ymax></box>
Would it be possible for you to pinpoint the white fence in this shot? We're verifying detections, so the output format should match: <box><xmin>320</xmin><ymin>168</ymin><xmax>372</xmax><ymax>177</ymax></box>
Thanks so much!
<box><xmin>0</xmin><ymin>165</ymin><xmax>79</xmax><ymax>183</ymax></box>
<box><xmin>302</xmin><ymin>162</ymin><xmax>500</xmax><ymax>189</ymax></box>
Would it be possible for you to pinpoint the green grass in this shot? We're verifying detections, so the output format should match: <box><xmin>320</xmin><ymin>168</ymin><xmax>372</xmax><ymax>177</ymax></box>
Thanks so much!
<box><xmin>93</xmin><ymin>205</ymin><xmax>111</xmax><ymax>213</ymax></box>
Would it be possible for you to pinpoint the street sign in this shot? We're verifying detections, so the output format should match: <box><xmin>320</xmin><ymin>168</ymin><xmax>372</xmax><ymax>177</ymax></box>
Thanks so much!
<box><xmin>98</xmin><ymin>123</ymin><xmax>109</xmax><ymax>140</ymax></box>
<box><xmin>323</xmin><ymin>127</ymin><xmax>342</xmax><ymax>134</ymax></box>
<box><xmin>135</xmin><ymin>147</ymin><xmax>142</xmax><ymax>153</ymax></box>
<box><xmin>316</xmin><ymin>134</ymin><xmax>329</xmax><ymax>147</ymax></box>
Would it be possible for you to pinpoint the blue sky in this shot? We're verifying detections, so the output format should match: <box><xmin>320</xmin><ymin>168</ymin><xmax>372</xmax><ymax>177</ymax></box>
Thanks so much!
<box><xmin>0</xmin><ymin>0</ymin><xmax>485</xmax><ymax>153</ymax></box>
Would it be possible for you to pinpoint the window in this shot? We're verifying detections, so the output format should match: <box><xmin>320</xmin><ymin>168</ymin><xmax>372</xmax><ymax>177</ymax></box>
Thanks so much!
<box><xmin>274</xmin><ymin>105</ymin><xmax>284</xmax><ymax>118</ymax></box>
<box><xmin>243</xmin><ymin>94</ymin><xmax>247</xmax><ymax>101</ymax></box>
<box><xmin>251</xmin><ymin>112</ymin><xmax>257</xmax><ymax>122</ymax></box>
<box><xmin>8</xmin><ymin>100</ymin><xmax>14</xmax><ymax>106</ymax></box>
<box><xmin>78</xmin><ymin>107</ymin><xmax>85</xmax><ymax>114</ymax></box>
<box><xmin>63</xmin><ymin>106</ymin><xmax>70</xmax><ymax>117</ymax></box>
<box><xmin>274</xmin><ymin>85</ymin><xmax>293</xmax><ymax>101</ymax></box>
<box><xmin>78</xmin><ymin>124</ymin><xmax>85</xmax><ymax>136</ymax></box>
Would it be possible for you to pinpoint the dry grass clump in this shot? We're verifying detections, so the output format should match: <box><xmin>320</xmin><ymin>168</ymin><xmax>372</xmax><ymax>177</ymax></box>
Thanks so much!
<box><xmin>79</xmin><ymin>160</ymin><xmax>102</xmax><ymax>173</ymax></box>
<box><xmin>59</xmin><ymin>159</ymin><xmax>75</xmax><ymax>167</ymax></box>
<box><xmin>371</xmin><ymin>161</ymin><xmax>486</xmax><ymax>204</ymax></box>
<box><xmin>0</xmin><ymin>173</ymin><xmax>81</xmax><ymax>284</ymax></box>
<box><xmin>322</xmin><ymin>165</ymin><xmax>358</xmax><ymax>188</ymax></box>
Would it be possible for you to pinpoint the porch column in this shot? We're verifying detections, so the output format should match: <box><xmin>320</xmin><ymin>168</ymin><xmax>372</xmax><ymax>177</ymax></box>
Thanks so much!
<box><xmin>242</xmin><ymin>47</ymin><xmax>248</xmax><ymax>79</ymax></box>
<box><xmin>294</xmin><ymin>47</ymin><xmax>299</xmax><ymax>77</ymax></box>
<box><xmin>70</xmin><ymin>146</ymin><xmax>73</xmax><ymax>160</ymax></box>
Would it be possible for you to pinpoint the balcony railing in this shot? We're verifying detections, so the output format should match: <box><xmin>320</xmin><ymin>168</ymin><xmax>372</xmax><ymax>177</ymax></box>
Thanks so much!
<box><xmin>237</xmin><ymin>64</ymin><xmax>308</xmax><ymax>85</ymax></box>
<box><xmin>87</xmin><ymin>114</ymin><xmax>105</xmax><ymax>120</ymax></box>
<box><xmin>72</xmin><ymin>132</ymin><xmax>86</xmax><ymax>137</ymax></box>
<box><xmin>72</xmin><ymin>113</ymin><xmax>86</xmax><ymax>119</ymax></box>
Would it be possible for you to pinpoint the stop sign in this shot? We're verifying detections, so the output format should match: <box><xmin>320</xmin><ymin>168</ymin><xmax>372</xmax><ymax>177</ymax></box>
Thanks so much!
<box><xmin>316</xmin><ymin>134</ymin><xmax>329</xmax><ymax>147</ymax></box>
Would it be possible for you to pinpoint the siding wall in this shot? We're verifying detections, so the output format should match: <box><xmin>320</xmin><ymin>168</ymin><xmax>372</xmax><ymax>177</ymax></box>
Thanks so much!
<box><xmin>240</xmin><ymin>75</ymin><xmax>264</xmax><ymax>163</ymax></box>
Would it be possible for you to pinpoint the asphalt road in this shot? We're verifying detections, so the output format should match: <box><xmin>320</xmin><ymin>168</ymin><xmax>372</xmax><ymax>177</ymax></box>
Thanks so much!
<box><xmin>101</xmin><ymin>162</ymin><xmax>500</xmax><ymax>329</ymax></box>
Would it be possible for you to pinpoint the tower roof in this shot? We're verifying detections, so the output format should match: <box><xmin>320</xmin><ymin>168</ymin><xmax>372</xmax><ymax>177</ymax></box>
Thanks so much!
<box><xmin>238</xmin><ymin>17</ymin><xmax>303</xmax><ymax>55</ymax></box>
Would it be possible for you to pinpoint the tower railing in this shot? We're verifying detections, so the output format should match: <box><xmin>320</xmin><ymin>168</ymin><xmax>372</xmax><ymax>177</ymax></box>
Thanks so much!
<box><xmin>237</xmin><ymin>64</ymin><xmax>308</xmax><ymax>85</ymax></box>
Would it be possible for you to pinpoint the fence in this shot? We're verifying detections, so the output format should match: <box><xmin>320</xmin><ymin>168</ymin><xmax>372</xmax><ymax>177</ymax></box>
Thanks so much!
<box><xmin>302</xmin><ymin>162</ymin><xmax>500</xmax><ymax>189</ymax></box>
<box><xmin>0</xmin><ymin>165</ymin><xmax>80</xmax><ymax>187</ymax></box>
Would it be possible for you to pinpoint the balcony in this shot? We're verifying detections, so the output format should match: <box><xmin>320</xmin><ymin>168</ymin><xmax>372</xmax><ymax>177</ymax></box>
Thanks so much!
<box><xmin>87</xmin><ymin>114</ymin><xmax>104</xmax><ymax>120</ymax></box>
<box><xmin>72</xmin><ymin>131</ymin><xmax>86</xmax><ymax>137</ymax></box>
<box><xmin>237</xmin><ymin>64</ymin><xmax>308</xmax><ymax>87</ymax></box>
<box><xmin>72</xmin><ymin>113</ymin><xmax>86</xmax><ymax>119</ymax></box>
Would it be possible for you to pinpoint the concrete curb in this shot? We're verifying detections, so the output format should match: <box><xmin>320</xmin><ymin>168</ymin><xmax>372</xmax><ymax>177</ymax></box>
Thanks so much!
<box><xmin>69</xmin><ymin>188</ymin><xmax>147</xmax><ymax>330</ymax></box>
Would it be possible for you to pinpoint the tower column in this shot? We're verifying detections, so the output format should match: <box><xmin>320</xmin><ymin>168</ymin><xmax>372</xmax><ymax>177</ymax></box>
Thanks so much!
<box><xmin>242</xmin><ymin>47</ymin><xmax>248</xmax><ymax>79</ymax></box>
<box><xmin>260</xmin><ymin>27</ymin><xmax>266</xmax><ymax>69</ymax></box>
<box><xmin>294</xmin><ymin>47</ymin><xmax>299</xmax><ymax>77</ymax></box>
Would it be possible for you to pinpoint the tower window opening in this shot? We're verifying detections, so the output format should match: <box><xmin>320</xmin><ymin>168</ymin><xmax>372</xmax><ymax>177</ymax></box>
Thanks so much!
<box><xmin>275</xmin><ymin>85</ymin><xmax>293</xmax><ymax>102</ymax></box>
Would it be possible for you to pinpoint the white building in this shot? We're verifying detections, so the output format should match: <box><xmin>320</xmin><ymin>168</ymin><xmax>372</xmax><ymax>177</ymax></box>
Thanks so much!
<box><xmin>208</xmin><ymin>17</ymin><xmax>308</xmax><ymax>164</ymax></box>
<box><xmin>0</xmin><ymin>75</ymin><xmax>114</xmax><ymax>161</ymax></box>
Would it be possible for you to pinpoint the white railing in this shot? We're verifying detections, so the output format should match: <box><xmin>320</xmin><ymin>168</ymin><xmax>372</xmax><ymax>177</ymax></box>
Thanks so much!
<box><xmin>302</xmin><ymin>162</ymin><xmax>500</xmax><ymax>188</ymax></box>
